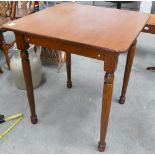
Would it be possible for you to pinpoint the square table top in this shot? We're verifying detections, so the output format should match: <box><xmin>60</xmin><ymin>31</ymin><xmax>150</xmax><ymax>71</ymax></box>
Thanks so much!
<box><xmin>2</xmin><ymin>3</ymin><xmax>150</xmax><ymax>53</ymax></box>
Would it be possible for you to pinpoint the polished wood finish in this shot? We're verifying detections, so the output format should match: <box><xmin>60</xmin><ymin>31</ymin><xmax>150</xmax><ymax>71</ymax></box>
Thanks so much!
<box><xmin>3</xmin><ymin>3</ymin><xmax>149</xmax><ymax>53</ymax></box>
<box><xmin>119</xmin><ymin>41</ymin><xmax>136</xmax><ymax>104</ymax></box>
<box><xmin>66</xmin><ymin>52</ymin><xmax>72</xmax><ymax>88</ymax></box>
<box><xmin>146</xmin><ymin>14</ymin><xmax>155</xmax><ymax>26</ymax></box>
<box><xmin>2</xmin><ymin>3</ymin><xmax>149</xmax><ymax>152</ymax></box>
<box><xmin>24</xmin><ymin>34</ymin><xmax>106</xmax><ymax>61</ymax></box>
<box><xmin>98</xmin><ymin>54</ymin><xmax>118</xmax><ymax>152</ymax></box>
<box><xmin>142</xmin><ymin>15</ymin><xmax>155</xmax><ymax>34</ymax></box>
<box><xmin>15</xmin><ymin>32</ymin><xmax>37</xmax><ymax>124</ymax></box>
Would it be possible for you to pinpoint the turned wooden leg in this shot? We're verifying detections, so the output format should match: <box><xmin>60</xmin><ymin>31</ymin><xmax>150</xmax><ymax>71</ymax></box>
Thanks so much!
<box><xmin>0</xmin><ymin>34</ymin><xmax>10</xmax><ymax>70</ymax></box>
<box><xmin>119</xmin><ymin>41</ymin><xmax>136</xmax><ymax>104</ymax></box>
<box><xmin>15</xmin><ymin>33</ymin><xmax>38</xmax><ymax>124</ymax></box>
<box><xmin>0</xmin><ymin>67</ymin><xmax>3</xmax><ymax>73</ymax></box>
<box><xmin>66</xmin><ymin>52</ymin><xmax>72</xmax><ymax>88</ymax></box>
<box><xmin>98</xmin><ymin>54</ymin><xmax>118</xmax><ymax>152</ymax></box>
<box><xmin>21</xmin><ymin>51</ymin><xmax>38</xmax><ymax>124</ymax></box>
<box><xmin>98</xmin><ymin>72</ymin><xmax>115</xmax><ymax>152</ymax></box>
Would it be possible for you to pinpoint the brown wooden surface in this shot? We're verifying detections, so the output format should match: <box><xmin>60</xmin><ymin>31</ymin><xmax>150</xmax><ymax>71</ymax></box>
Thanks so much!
<box><xmin>143</xmin><ymin>15</ymin><xmax>155</xmax><ymax>34</ymax></box>
<box><xmin>2</xmin><ymin>3</ymin><xmax>150</xmax><ymax>152</ymax></box>
<box><xmin>146</xmin><ymin>14</ymin><xmax>155</xmax><ymax>26</ymax></box>
<box><xmin>3</xmin><ymin>3</ymin><xmax>149</xmax><ymax>53</ymax></box>
<box><xmin>119</xmin><ymin>41</ymin><xmax>136</xmax><ymax>104</ymax></box>
<box><xmin>24</xmin><ymin>34</ymin><xmax>106</xmax><ymax>61</ymax></box>
<box><xmin>15</xmin><ymin>32</ymin><xmax>38</xmax><ymax>124</ymax></box>
<box><xmin>98</xmin><ymin>53</ymin><xmax>118</xmax><ymax>152</ymax></box>
<box><xmin>66</xmin><ymin>52</ymin><xmax>72</xmax><ymax>88</ymax></box>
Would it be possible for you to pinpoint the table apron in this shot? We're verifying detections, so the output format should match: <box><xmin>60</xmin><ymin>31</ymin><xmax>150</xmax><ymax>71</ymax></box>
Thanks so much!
<box><xmin>24</xmin><ymin>34</ymin><xmax>106</xmax><ymax>61</ymax></box>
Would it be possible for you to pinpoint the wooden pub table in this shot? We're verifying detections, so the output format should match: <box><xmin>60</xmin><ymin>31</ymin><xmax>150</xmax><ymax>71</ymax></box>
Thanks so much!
<box><xmin>2</xmin><ymin>3</ymin><xmax>150</xmax><ymax>152</ymax></box>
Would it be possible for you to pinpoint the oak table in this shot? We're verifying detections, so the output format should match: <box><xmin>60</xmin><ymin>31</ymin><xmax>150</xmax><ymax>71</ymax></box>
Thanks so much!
<box><xmin>2</xmin><ymin>3</ymin><xmax>149</xmax><ymax>152</ymax></box>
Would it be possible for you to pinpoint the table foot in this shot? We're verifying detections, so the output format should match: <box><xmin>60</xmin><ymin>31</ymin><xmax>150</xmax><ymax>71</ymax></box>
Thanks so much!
<box><xmin>146</xmin><ymin>66</ymin><xmax>155</xmax><ymax>71</ymax></box>
<box><xmin>67</xmin><ymin>81</ymin><xmax>72</xmax><ymax>88</ymax></box>
<box><xmin>98</xmin><ymin>142</ymin><xmax>106</xmax><ymax>152</ymax></box>
<box><xmin>119</xmin><ymin>96</ymin><xmax>126</xmax><ymax>104</ymax></box>
<box><xmin>30</xmin><ymin>115</ymin><xmax>38</xmax><ymax>124</ymax></box>
<box><xmin>0</xmin><ymin>67</ymin><xmax>3</xmax><ymax>73</ymax></box>
<box><xmin>15</xmin><ymin>33</ymin><xmax>38</xmax><ymax>125</ymax></box>
<box><xmin>119</xmin><ymin>41</ymin><xmax>136</xmax><ymax>105</ymax></box>
<box><xmin>66</xmin><ymin>52</ymin><xmax>72</xmax><ymax>89</ymax></box>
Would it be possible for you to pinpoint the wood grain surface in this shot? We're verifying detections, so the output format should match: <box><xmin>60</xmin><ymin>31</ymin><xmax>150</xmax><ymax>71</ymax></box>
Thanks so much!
<box><xmin>2</xmin><ymin>3</ymin><xmax>150</xmax><ymax>53</ymax></box>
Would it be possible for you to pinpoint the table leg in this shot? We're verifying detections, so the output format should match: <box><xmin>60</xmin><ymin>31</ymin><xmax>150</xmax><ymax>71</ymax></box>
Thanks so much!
<box><xmin>0</xmin><ymin>33</ymin><xmax>10</xmax><ymax>70</ymax></box>
<box><xmin>15</xmin><ymin>33</ymin><xmax>38</xmax><ymax>124</ymax></box>
<box><xmin>119</xmin><ymin>41</ymin><xmax>136</xmax><ymax>104</ymax></box>
<box><xmin>66</xmin><ymin>52</ymin><xmax>72</xmax><ymax>88</ymax></box>
<box><xmin>98</xmin><ymin>54</ymin><xmax>118</xmax><ymax>152</ymax></box>
<box><xmin>146</xmin><ymin>66</ymin><xmax>155</xmax><ymax>71</ymax></box>
<box><xmin>21</xmin><ymin>50</ymin><xmax>38</xmax><ymax>124</ymax></box>
<box><xmin>0</xmin><ymin>67</ymin><xmax>3</xmax><ymax>73</ymax></box>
